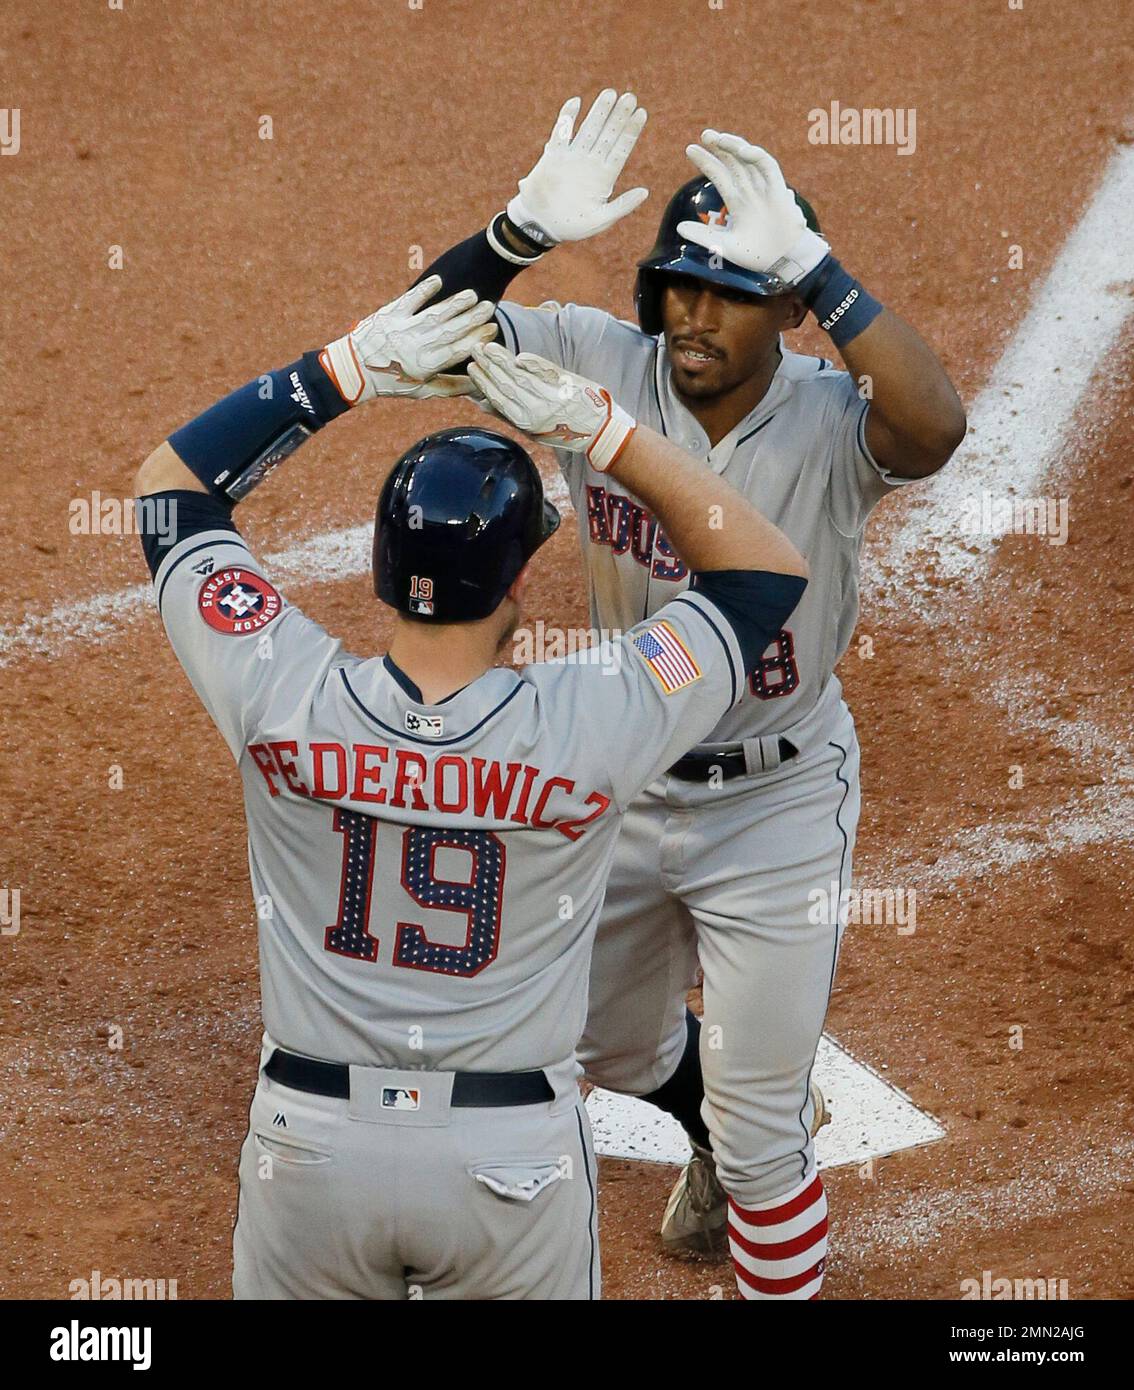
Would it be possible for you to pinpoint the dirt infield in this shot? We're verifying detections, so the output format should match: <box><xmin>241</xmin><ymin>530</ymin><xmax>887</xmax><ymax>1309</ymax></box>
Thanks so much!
<box><xmin>2</xmin><ymin>0</ymin><xmax>1133</xmax><ymax>1299</ymax></box>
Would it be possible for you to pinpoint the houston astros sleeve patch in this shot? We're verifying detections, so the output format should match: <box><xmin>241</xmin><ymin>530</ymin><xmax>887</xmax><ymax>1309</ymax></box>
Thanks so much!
<box><xmin>198</xmin><ymin>568</ymin><xmax>282</xmax><ymax>635</ymax></box>
<box><xmin>632</xmin><ymin>620</ymin><xmax>702</xmax><ymax>693</ymax></box>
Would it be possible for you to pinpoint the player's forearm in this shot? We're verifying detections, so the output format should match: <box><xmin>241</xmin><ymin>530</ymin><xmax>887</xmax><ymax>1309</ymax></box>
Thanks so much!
<box><xmin>795</xmin><ymin>251</ymin><xmax>966</xmax><ymax>477</ymax></box>
<box><xmin>835</xmin><ymin>307</ymin><xmax>967</xmax><ymax>476</ymax></box>
<box><xmin>413</xmin><ymin>215</ymin><xmax>547</xmax><ymax>306</ymax></box>
<box><xmin>609</xmin><ymin>425</ymin><xmax>808</xmax><ymax>579</ymax></box>
<box><xmin>135</xmin><ymin>281</ymin><xmax>494</xmax><ymax>505</ymax></box>
<box><xmin>135</xmin><ymin>352</ymin><xmax>347</xmax><ymax>503</ymax></box>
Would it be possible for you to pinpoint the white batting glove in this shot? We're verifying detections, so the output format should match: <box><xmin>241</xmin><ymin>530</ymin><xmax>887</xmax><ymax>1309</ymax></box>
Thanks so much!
<box><xmin>676</xmin><ymin>132</ymin><xmax>830</xmax><ymax>287</ymax></box>
<box><xmin>467</xmin><ymin>342</ymin><xmax>636</xmax><ymax>473</ymax></box>
<box><xmin>319</xmin><ymin>275</ymin><xmax>497</xmax><ymax>405</ymax></box>
<box><xmin>506</xmin><ymin>90</ymin><xmax>649</xmax><ymax>247</ymax></box>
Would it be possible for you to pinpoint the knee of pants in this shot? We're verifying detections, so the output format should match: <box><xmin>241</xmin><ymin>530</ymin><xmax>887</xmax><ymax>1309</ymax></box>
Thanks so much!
<box><xmin>577</xmin><ymin>1023</ymin><xmax>687</xmax><ymax>1096</ymax></box>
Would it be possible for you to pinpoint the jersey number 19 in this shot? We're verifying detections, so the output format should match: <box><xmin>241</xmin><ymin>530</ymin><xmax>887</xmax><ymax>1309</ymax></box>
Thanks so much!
<box><xmin>322</xmin><ymin>808</ymin><xmax>505</xmax><ymax>978</ymax></box>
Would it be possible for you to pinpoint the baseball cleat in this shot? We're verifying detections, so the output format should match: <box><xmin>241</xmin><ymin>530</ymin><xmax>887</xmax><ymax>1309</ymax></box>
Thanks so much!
<box><xmin>660</xmin><ymin>1081</ymin><xmax>831</xmax><ymax>1261</ymax></box>
<box><xmin>810</xmin><ymin>1077</ymin><xmax>831</xmax><ymax>1134</ymax></box>
<box><xmin>660</xmin><ymin>1141</ymin><xmax>729</xmax><ymax>1259</ymax></box>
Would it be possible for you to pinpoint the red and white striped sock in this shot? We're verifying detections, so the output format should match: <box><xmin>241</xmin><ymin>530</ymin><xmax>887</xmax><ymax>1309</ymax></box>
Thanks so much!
<box><xmin>728</xmin><ymin>1169</ymin><xmax>828</xmax><ymax>1300</ymax></box>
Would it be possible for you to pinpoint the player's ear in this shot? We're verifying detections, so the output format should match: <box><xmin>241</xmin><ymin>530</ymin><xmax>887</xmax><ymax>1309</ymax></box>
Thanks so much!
<box><xmin>780</xmin><ymin>293</ymin><xmax>808</xmax><ymax>331</ymax></box>
<box><xmin>506</xmin><ymin>564</ymin><xmax>531</xmax><ymax>606</ymax></box>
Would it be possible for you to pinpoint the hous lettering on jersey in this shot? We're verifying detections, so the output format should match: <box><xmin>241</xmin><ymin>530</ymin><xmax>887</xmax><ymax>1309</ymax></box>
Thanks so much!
<box><xmin>245</xmin><ymin>740</ymin><xmax>611</xmax><ymax>842</ymax></box>
<box><xmin>585</xmin><ymin>483</ymin><xmax>687</xmax><ymax>579</ymax></box>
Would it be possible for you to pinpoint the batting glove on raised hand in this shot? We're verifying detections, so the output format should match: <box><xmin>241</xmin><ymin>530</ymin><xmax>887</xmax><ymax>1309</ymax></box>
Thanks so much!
<box><xmin>677</xmin><ymin>132</ymin><xmax>830</xmax><ymax>287</ymax></box>
<box><xmin>506</xmin><ymin>89</ymin><xmax>649</xmax><ymax>247</ymax></box>
<box><xmin>467</xmin><ymin>342</ymin><xmax>636</xmax><ymax>473</ymax></box>
<box><xmin>320</xmin><ymin>275</ymin><xmax>497</xmax><ymax>405</ymax></box>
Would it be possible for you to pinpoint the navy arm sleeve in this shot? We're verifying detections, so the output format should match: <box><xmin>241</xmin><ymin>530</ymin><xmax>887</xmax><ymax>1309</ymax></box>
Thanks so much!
<box><xmin>412</xmin><ymin>218</ymin><xmax>545</xmax><ymax>304</ymax></box>
<box><xmin>690</xmin><ymin>570</ymin><xmax>808</xmax><ymax>672</ymax></box>
<box><xmin>137</xmin><ymin>490</ymin><xmax>240</xmax><ymax>580</ymax></box>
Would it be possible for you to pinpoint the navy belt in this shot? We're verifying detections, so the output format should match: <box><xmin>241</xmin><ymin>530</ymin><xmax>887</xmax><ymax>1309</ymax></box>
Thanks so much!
<box><xmin>668</xmin><ymin>738</ymin><xmax>797</xmax><ymax>782</ymax></box>
<box><xmin>264</xmin><ymin>1047</ymin><xmax>554</xmax><ymax>1107</ymax></box>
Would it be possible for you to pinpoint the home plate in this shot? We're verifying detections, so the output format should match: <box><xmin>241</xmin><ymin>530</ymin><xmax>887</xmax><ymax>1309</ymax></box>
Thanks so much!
<box><xmin>585</xmin><ymin>1034</ymin><xmax>945</xmax><ymax>1168</ymax></box>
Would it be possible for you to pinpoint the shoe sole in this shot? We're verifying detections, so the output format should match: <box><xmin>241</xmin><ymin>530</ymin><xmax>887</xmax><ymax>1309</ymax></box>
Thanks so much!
<box><xmin>661</xmin><ymin>1229</ymin><xmax>731</xmax><ymax>1261</ymax></box>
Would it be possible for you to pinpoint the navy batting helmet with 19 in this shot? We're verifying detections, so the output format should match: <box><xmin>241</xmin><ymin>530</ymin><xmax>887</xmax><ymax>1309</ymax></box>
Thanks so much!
<box><xmin>373</xmin><ymin>426</ymin><xmax>561</xmax><ymax>623</ymax></box>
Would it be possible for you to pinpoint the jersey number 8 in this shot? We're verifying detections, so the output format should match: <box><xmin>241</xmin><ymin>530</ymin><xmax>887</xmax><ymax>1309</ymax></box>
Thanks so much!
<box><xmin>749</xmin><ymin>628</ymin><xmax>800</xmax><ymax>700</ymax></box>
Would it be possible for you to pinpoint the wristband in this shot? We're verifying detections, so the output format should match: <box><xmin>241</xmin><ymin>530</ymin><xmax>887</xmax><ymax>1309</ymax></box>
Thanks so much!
<box><xmin>796</xmin><ymin>255</ymin><xmax>883</xmax><ymax>348</ymax></box>
<box><xmin>319</xmin><ymin>333</ymin><xmax>367</xmax><ymax>405</ymax></box>
<box><xmin>505</xmin><ymin>194</ymin><xmax>558</xmax><ymax>250</ymax></box>
<box><xmin>587</xmin><ymin>390</ymin><xmax>637</xmax><ymax>473</ymax></box>
<box><xmin>486</xmin><ymin>212</ymin><xmax>547</xmax><ymax>266</ymax></box>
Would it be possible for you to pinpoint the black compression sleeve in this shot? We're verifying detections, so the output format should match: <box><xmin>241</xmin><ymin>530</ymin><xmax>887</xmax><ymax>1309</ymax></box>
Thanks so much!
<box><xmin>412</xmin><ymin>217</ymin><xmax>543</xmax><ymax>304</ymax></box>
<box><xmin>690</xmin><ymin>570</ymin><xmax>808</xmax><ymax>673</ymax></box>
<box><xmin>136</xmin><ymin>489</ymin><xmax>240</xmax><ymax>580</ymax></box>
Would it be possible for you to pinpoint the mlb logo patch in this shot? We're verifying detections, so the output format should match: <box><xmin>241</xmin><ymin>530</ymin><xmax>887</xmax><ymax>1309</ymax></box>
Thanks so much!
<box><xmin>381</xmin><ymin>1086</ymin><xmax>421</xmax><ymax>1111</ymax></box>
<box><xmin>405</xmin><ymin>710</ymin><xmax>444</xmax><ymax>738</ymax></box>
<box><xmin>632</xmin><ymin>620</ymin><xmax>702</xmax><ymax>694</ymax></box>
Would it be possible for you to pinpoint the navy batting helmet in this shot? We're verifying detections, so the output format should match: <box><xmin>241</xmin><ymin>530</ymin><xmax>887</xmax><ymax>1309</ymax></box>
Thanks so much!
<box><xmin>373</xmin><ymin>426</ymin><xmax>560</xmax><ymax>623</ymax></box>
<box><xmin>635</xmin><ymin>175</ymin><xmax>822</xmax><ymax>335</ymax></box>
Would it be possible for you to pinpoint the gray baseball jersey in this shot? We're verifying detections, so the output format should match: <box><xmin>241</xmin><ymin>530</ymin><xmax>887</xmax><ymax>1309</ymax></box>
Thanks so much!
<box><xmin>151</xmin><ymin>524</ymin><xmax>753</xmax><ymax>1073</ymax></box>
<box><xmin>495</xmin><ymin>301</ymin><xmax>914</xmax><ymax>743</ymax></box>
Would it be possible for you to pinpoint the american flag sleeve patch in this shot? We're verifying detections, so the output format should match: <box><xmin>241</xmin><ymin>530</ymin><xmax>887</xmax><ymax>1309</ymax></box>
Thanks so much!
<box><xmin>631</xmin><ymin>620</ymin><xmax>702</xmax><ymax>694</ymax></box>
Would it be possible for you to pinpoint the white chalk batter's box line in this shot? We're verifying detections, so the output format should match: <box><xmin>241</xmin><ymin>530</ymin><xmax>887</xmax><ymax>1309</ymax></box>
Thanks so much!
<box><xmin>4</xmin><ymin>144</ymin><xmax>1133</xmax><ymax>1170</ymax></box>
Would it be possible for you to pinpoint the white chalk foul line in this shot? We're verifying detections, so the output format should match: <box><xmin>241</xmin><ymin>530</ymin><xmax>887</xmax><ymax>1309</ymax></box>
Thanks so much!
<box><xmin>857</xmin><ymin>143</ymin><xmax>1134</xmax><ymax>891</ymax></box>
<box><xmin>867</xmin><ymin>140</ymin><xmax>1134</xmax><ymax>614</ymax></box>
<box><xmin>0</xmin><ymin>527</ymin><xmax>369</xmax><ymax>667</ymax></box>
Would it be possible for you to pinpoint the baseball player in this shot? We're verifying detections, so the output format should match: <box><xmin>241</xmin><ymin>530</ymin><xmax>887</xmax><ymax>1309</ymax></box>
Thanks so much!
<box><xmin>417</xmin><ymin>89</ymin><xmax>966</xmax><ymax>1297</ymax></box>
<box><xmin>134</xmin><ymin>276</ymin><xmax>809</xmax><ymax>1299</ymax></box>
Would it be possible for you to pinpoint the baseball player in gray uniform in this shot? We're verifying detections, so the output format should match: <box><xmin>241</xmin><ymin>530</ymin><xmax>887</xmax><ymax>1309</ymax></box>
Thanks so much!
<box><xmin>418</xmin><ymin>90</ymin><xmax>966</xmax><ymax>1297</ymax></box>
<box><xmin>134</xmin><ymin>274</ymin><xmax>809</xmax><ymax>1298</ymax></box>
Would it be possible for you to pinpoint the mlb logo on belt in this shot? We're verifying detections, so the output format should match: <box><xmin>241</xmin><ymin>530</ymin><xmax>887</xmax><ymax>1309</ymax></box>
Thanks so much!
<box><xmin>381</xmin><ymin>1087</ymin><xmax>421</xmax><ymax>1111</ymax></box>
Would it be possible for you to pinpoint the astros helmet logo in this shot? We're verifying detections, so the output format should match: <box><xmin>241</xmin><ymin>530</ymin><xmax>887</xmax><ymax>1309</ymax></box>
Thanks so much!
<box><xmin>698</xmin><ymin>204</ymin><xmax>732</xmax><ymax>228</ymax></box>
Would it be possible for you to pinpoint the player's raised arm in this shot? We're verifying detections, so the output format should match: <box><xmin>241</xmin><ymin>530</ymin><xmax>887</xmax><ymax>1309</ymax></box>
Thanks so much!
<box><xmin>135</xmin><ymin>276</ymin><xmax>496</xmax><ymax>511</ymax></box>
<box><xmin>467</xmin><ymin>342</ymin><xmax>808</xmax><ymax>676</ymax></box>
<box><xmin>131</xmin><ymin>279</ymin><xmax>497</xmax><ymax>758</ymax></box>
<box><xmin>677</xmin><ymin>131</ymin><xmax>966</xmax><ymax>479</ymax></box>
<box><xmin>407</xmin><ymin>90</ymin><xmax>649</xmax><ymax>311</ymax></box>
